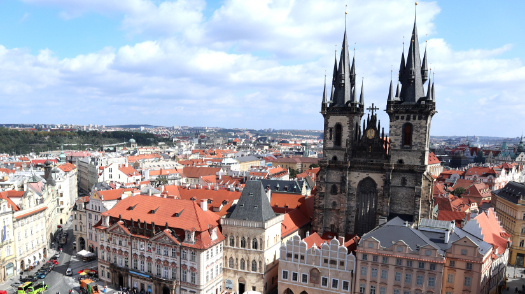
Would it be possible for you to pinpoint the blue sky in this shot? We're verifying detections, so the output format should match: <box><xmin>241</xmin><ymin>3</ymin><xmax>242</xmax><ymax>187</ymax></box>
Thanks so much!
<box><xmin>0</xmin><ymin>0</ymin><xmax>523</xmax><ymax>136</ymax></box>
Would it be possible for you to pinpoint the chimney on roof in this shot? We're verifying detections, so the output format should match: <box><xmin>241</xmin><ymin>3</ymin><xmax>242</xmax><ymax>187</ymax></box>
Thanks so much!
<box><xmin>445</xmin><ymin>228</ymin><xmax>450</xmax><ymax>243</ymax></box>
<box><xmin>200</xmin><ymin>199</ymin><xmax>208</xmax><ymax>211</ymax></box>
<box><xmin>337</xmin><ymin>236</ymin><xmax>345</xmax><ymax>245</ymax></box>
<box><xmin>214</xmin><ymin>185</ymin><xmax>218</xmax><ymax>191</ymax></box>
<box><xmin>265</xmin><ymin>188</ymin><xmax>272</xmax><ymax>202</ymax></box>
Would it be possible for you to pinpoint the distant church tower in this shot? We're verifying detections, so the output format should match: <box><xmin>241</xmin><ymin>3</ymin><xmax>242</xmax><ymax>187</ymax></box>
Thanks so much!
<box><xmin>313</xmin><ymin>14</ymin><xmax>436</xmax><ymax>237</ymax></box>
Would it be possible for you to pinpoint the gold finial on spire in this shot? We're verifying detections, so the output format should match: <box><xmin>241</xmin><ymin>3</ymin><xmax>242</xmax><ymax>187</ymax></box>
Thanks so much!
<box><xmin>345</xmin><ymin>5</ymin><xmax>347</xmax><ymax>29</ymax></box>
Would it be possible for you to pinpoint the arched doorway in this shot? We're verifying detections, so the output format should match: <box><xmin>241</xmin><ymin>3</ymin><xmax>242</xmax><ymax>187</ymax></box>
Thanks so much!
<box><xmin>118</xmin><ymin>274</ymin><xmax>124</xmax><ymax>287</ymax></box>
<box><xmin>355</xmin><ymin>177</ymin><xmax>378</xmax><ymax>236</ymax></box>
<box><xmin>238</xmin><ymin>277</ymin><xmax>246</xmax><ymax>294</ymax></box>
<box><xmin>283</xmin><ymin>289</ymin><xmax>294</xmax><ymax>294</ymax></box>
<box><xmin>162</xmin><ymin>286</ymin><xmax>170</xmax><ymax>294</ymax></box>
<box><xmin>88</xmin><ymin>244</ymin><xmax>93</xmax><ymax>253</ymax></box>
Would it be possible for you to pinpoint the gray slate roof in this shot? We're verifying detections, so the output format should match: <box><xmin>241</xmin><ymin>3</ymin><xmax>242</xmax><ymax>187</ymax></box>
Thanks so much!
<box><xmin>229</xmin><ymin>180</ymin><xmax>277</xmax><ymax>222</ymax></box>
<box><xmin>259</xmin><ymin>179</ymin><xmax>306</xmax><ymax>194</ymax></box>
<box><xmin>235</xmin><ymin>155</ymin><xmax>260</xmax><ymax>163</ymax></box>
<box><xmin>493</xmin><ymin>181</ymin><xmax>525</xmax><ymax>204</ymax></box>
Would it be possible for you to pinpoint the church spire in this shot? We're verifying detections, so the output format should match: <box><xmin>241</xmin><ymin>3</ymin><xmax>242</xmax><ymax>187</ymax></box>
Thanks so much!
<box><xmin>395</xmin><ymin>82</ymin><xmax>400</xmax><ymax>98</ymax></box>
<box><xmin>398</xmin><ymin>17</ymin><xmax>425</xmax><ymax>103</ymax></box>
<box><xmin>398</xmin><ymin>45</ymin><xmax>405</xmax><ymax>82</ymax></box>
<box><xmin>359</xmin><ymin>79</ymin><xmax>364</xmax><ymax>105</ymax></box>
<box><xmin>388</xmin><ymin>80</ymin><xmax>394</xmax><ymax>101</ymax></box>
<box><xmin>322</xmin><ymin>74</ymin><xmax>328</xmax><ymax>106</ymax></box>
<box><xmin>421</xmin><ymin>46</ymin><xmax>428</xmax><ymax>84</ymax></box>
<box><xmin>426</xmin><ymin>75</ymin><xmax>432</xmax><ymax>100</ymax></box>
<box><xmin>332</xmin><ymin>28</ymin><xmax>352</xmax><ymax>106</ymax></box>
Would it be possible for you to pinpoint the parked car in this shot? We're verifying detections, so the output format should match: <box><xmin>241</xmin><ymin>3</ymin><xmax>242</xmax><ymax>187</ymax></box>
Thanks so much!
<box><xmin>36</xmin><ymin>273</ymin><xmax>46</xmax><ymax>279</ymax></box>
<box><xmin>65</xmin><ymin>268</ymin><xmax>72</xmax><ymax>276</ymax></box>
<box><xmin>52</xmin><ymin>260</ymin><xmax>58</xmax><ymax>265</ymax></box>
<box><xmin>54</xmin><ymin>252</ymin><xmax>60</xmax><ymax>258</ymax></box>
<box><xmin>10</xmin><ymin>281</ymin><xmax>21</xmax><ymax>288</ymax></box>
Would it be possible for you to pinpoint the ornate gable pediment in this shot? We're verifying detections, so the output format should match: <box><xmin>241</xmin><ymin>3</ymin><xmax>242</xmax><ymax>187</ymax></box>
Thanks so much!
<box><xmin>151</xmin><ymin>231</ymin><xmax>179</xmax><ymax>245</ymax></box>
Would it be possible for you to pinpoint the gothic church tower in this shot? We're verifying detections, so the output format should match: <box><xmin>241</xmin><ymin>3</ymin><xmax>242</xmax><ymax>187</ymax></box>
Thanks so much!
<box><xmin>314</xmin><ymin>15</ymin><xmax>436</xmax><ymax>237</ymax></box>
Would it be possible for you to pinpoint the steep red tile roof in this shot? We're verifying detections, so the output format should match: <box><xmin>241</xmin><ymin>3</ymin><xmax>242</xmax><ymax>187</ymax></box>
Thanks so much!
<box><xmin>58</xmin><ymin>163</ymin><xmax>76</xmax><ymax>172</ymax></box>
<box><xmin>119</xmin><ymin>165</ymin><xmax>141</xmax><ymax>177</ymax></box>
<box><xmin>127</xmin><ymin>154</ymin><xmax>161</xmax><ymax>163</ymax></box>
<box><xmin>96</xmin><ymin>188</ymin><xmax>134</xmax><ymax>201</ymax></box>
<box><xmin>461</xmin><ymin>183</ymin><xmax>492</xmax><ymax>199</ymax></box>
<box><xmin>183</xmin><ymin>167</ymin><xmax>221</xmax><ymax>179</ymax></box>
<box><xmin>0</xmin><ymin>191</ymin><xmax>20</xmax><ymax>211</ymax></box>
<box><xmin>5</xmin><ymin>191</ymin><xmax>24</xmax><ymax>197</ymax></box>
<box><xmin>428</xmin><ymin>152</ymin><xmax>440</xmax><ymax>165</ymax></box>
<box><xmin>0</xmin><ymin>168</ymin><xmax>15</xmax><ymax>174</ymax></box>
<box><xmin>102</xmin><ymin>195</ymin><xmax>220</xmax><ymax>232</ymax></box>
<box><xmin>162</xmin><ymin>185</ymin><xmax>181</xmax><ymax>198</ymax></box>
<box><xmin>438</xmin><ymin>211</ymin><xmax>465</xmax><ymax>226</ymax></box>
<box><xmin>200</xmin><ymin>175</ymin><xmax>217</xmax><ymax>185</ymax></box>
<box><xmin>452</xmin><ymin>179</ymin><xmax>474</xmax><ymax>190</ymax></box>
<box><xmin>465</xmin><ymin>167</ymin><xmax>497</xmax><ymax>177</ymax></box>
<box><xmin>177</xmin><ymin>187</ymin><xmax>241</xmax><ymax>217</ymax></box>
<box><xmin>281</xmin><ymin>209</ymin><xmax>310</xmax><ymax>238</ymax></box>
<box><xmin>271</xmin><ymin>193</ymin><xmax>305</xmax><ymax>213</ymax></box>
<box><xmin>148</xmin><ymin>168</ymin><xmax>180</xmax><ymax>176</ymax></box>
<box><xmin>303</xmin><ymin>232</ymin><xmax>326</xmax><ymax>249</ymax></box>
<box><xmin>473</xmin><ymin>209</ymin><xmax>510</xmax><ymax>254</ymax></box>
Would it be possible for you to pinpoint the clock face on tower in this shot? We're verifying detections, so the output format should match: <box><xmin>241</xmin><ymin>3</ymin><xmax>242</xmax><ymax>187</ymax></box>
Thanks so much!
<box><xmin>366</xmin><ymin>129</ymin><xmax>375</xmax><ymax>139</ymax></box>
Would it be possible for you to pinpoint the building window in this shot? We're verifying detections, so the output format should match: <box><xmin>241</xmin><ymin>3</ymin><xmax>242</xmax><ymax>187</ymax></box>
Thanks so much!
<box><xmin>381</xmin><ymin>270</ymin><xmax>387</xmax><ymax>279</ymax></box>
<box><xmin>321</xmin><ymin>277</ymin><xmax>328</xmax><ymax>287</ymax></box>
<box><xmin>416</xmin><ymin>275</ymin><xmax>423</xmax><ymax>286</ymax></box>
<box><xmin>372</xmin><ymin>255</ymin><xmax>378</xmax><ymax>262</ymax></box>
<box><xmin>334</xmin><ymin>123</ymin><xmax>342</xmax><ymax>146</ymax></box>
<box><xmin>382</xmin><ymin>257</ymin><xmax>388</xmax><ymax>264</ymax></box>
<box><xmin>362</xmin><ymin>254</ymin><xmax>368</xmax><ymax>261</ymax></box>
<box><xmin>252</xmin><ymin>238</ymin><xmax>258</xmax><ymax>249</ymax></box>
<box><xmin>182</xmin><ymin>250</ymin><xmax>187</xmax><ymax>260</ymax></box>
<box><xmin>331</xmin><ymin>279</ymin><xmax>338</xmax><ymax>289</ymax></box>
<box><xmin>430</xmin><ymin>263</ymin><xmax>436</xmax><ymax>271</ymax></box>
<box><xmin>418</xmin><ymin>262</ymin><xmax>425</xmax><ymax>269</ymax></box>
<box><xmin>360</xmin><ymin>266</ymin><xmax>367</xmax><ymax>276</ymax></box>
<box><xmin>449</xmin><ymin>260</ymin><xmax>455</xmax><ymax>267</ymax></box>
<box><xmin>301</xmin><ymin>274</ymin><xmax>308</xmax><ymax>284</ymax></box>
<box><xmin>371</xmin><ymin>268</ymin><xmax>377</xmax><ymax>278</ymax></box>
<box><xmin>241</xmin><ymin>237</ymin><xmax>246</xmax><ymax>248</ymax></box>
<box><xmin>342</xmin><ymin>281</ymin><xmax>350</xmax><ymax>291</ymax></box>
<box><xmin>406</xmin><ymin>260</ymin><xmax>412</xmax><ymax>267</ymax></box>
<box><xmin>229</xmin><ymin>236</ymin><xmax>234</xmax><ymax>247</ymax></box>
<box><xmin>461</xmin><ymin>249</ymin><xmax>467</xmax><ymax>255</ymax></box>
<box><xmin>133</xmin><ymin>259</ymin><xmax>137</xmax><ymax>270</ymax></box>
<box><xmin>147</xmin><ymin>262</ymin><xmax>152</xmax><ymax>274</ymax></box>
<box><xmin>172</xmin><ymin>248</ymin><xmax>176</xmax><ymax>257</ymax></box>
<box><xmin>229</xmin><ymin>257</ymin><xmax>234</xmax><ymax>268</ymax></box>
<box><xmin>464</xmin><ymin>277</ymin><xmax>471</xmax><ymax>287</ymax></box>
<box><xmin>190</xmin><ymin>251</ymin><xmax>196</xmax><ymax>262</ymax></box>
<box><xmin>370</xmin><ymin>285</ymin><xmax>376</xmax><ymax>294</ymax></box>
<box><xmin>156</xmin><ymin>264</ymin><xmax>161</xmax><ymax>276</ymax></box>
<box><xmin>282</xmin><ymin>270</ymin><xmax>288</xmax><ymax>280</ymax></box>
<box><xmin>330</xmin><ymin>184</ymin><xmax>337</xmax><ymax>195</ymax></box>
<box><xmin>395</xmin><ymin>272</ymin><xmax>401</xmax><ymax>281</ymax></box>
<box><xmin>380</xmin><ymin>287</ymin><xmax>386</xmax><ymax>294</ymax></box>
<box><xmin>156</xmin><ymin>246</ymin><xmax>161</xmax><ymax>254</ymax></box>
<box><xmin>182</xmin><ymin>270</ymin><xmax>187</xmax><ymax>282</ymax></box>
<box><xmin>172</xmin><ymin>267</ymin><xmax>176</xmax><ymax>280</ymax></box>
<box><xmin>405</xmin><ymin>273</ymin><xmax>412</xmax><ymax>284</ymax></box>
<box><xmin>466</xmin><ymin>263</ymin><xmax>473</xmax><ymax>270</ymax></box>
<box><xmin>292</xmin><ymin>272</ymin><xmax>298</xmax><ymax>282</ymax></box>
<box><xmin>447</xmin><ymin>274</ymin><xmax>454</xmax><ymax>283</ymax></box>
<box><xmin>190</xmin><ymin>271</ymin><xmax>196</xmax><ymax>284</ymax></box>
<box><xmin>240</xmin><ymin>259</ymin><xmax>245</xmax><ymax>271</ymax></box>
<box><xmin>140</xmin><ymin>260</ymin><xmax>144</xmax><ymax>272</ymax></box>
<box><xmin>403</xmin><ymin>123</ymin><xmax>412</xmax><ymax>146</ymax></box>
<box><xmin>396</xmin><ymin>258</ymin><xmax>402</xmax><ymax>266</ymax></box>
<box><xmin>252</xmin><ymin>260</ymin><xmax>257</xmax><ymax>272</ymax></box>
<box><xmin>428</xmin><ymin>276</ymin><xmax>435</xmax><ymax>287</ymax></box>
<box><xmin>359</xmin><ymin>284</ymin><xmax>365</xmax><ymax>293</ymax></box>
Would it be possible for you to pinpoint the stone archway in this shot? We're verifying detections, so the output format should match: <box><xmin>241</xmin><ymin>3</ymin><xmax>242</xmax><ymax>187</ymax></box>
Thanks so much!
<box><xmin>283</xmin><ymin>289</ymin><xmax>294</xmax><ymax>294</ymax></box>
<box><xmin>238</xmin><ymin>277</ymin><xmax>246</xmax><ymax>294</ymax></box>
<box><xmin>79</xmin><ymin>237</ymin><xmax>86</xmax><ymax>250</ymax></box>
<box><xmin>355</xmin><ymin>177</ymin><xmax>378</xmax><ymax>236</ymax></box>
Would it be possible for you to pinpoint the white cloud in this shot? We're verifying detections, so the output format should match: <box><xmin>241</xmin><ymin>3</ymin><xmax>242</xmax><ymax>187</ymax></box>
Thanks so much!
<box><xmin>3</xmin><ymin>0</ymin><xmax>525</xmax><ymax>136</ymax></box>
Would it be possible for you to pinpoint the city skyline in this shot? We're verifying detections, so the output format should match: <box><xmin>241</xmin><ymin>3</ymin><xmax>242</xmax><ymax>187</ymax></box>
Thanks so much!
<box><xmin>0</xmin><ymin>0</ymin><xmax>524</xmax><ymax>136</ymax></box>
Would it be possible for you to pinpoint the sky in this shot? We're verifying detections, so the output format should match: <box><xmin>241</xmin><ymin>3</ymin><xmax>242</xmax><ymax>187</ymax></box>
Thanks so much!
<box><xmin>0</xmin><ymin>0</ymin><xmax>524</xmax><ymax>136</ymax></box>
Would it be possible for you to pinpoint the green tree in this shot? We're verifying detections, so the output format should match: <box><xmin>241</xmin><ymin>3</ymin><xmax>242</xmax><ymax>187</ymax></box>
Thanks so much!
<box><xmin>154</xmin><ymin>176</ymin><xmax>169</xmax><ymax>187</ymax></box>
<box><xmin>452</xmin><ymin>187</ymin><xmax>466</xmax><ymax>197</ymax></box>
<box><xmin>309</xmin><ymin>163</ymin><xmax>319</xmax><ymax>168</ymax></box>
<box><xmin>289</xmin><ymin>168</ymin><xmax>299</xmax><ymax>179</ymax></box>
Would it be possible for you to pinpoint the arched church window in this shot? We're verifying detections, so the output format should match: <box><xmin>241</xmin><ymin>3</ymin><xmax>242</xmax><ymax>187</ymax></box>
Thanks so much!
<box><xmin>401</xmin><ymin>177</ymin><xmax>407</xmax><ymax>186</ymax></box>
<box><xmin>252</xmin><ymin>238</ymin><xmax>258</xmax><ymax>250</ymax></box>
<box><xmin>334</xmin><ymin>124</ymin><xmax>342</xmax><ymax>146</ymax></box>
<box><xmin>330</xmin><ymin>185</ymin><xmax>337</xmax><ymax>195</ymax></box>
<box><xmin>241</xmin><ymin>237</ymin><xmax>246</xmax><ymax>248</ymax></box>
<box><xmin>252</xmin><ymin>260</ymin><xmax>257</xmax><ymax>272</ymax></box>
<box><xmin>329</xmin><ymin>128</ymin><xmax>333</xmax><ymax>140</ymax></box>
<box><xmin>240</xmin><ymin>259</ymin><xmax>245</xmax><ymax>270</ymax></box>
<box><xmin>229</xmin><ymin>236</ymin><xmax>234</xmax><ymax>247</ymax></box>
<box><xmin>229</xmin><ymin>257</ymin><xmax>234</xmax><ymax>268</ymax></box>
<box><xmin>403</xmin><ymin>123</ymin><xmax>412</xmax><ymax>146</ymax></box>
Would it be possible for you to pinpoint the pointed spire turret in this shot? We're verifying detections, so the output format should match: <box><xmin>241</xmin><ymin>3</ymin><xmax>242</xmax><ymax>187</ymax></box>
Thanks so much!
<box><xmin>395</xmin><ymin>83</ymin><xmax>400</xmax><ymax>98</ymax></box>
<box><xmin>388</xmin><ymin>80</ymin><xmax>394</xmax><ymax>101</ymax></box>
<box><xmin>350</xmin><ymin>56</ymin><xmax>356</xmax><ymax>87</ymax></box>
<box><xmin>426</xmin><ymin>76</ymin><xmax>432</xmax><ymax>100</ymax></box>
<box><xmin>332</xmin><ymin>29</ymin><xmax>352</xmax><ymax>106</ymax></box>
<box><xmin>398</xmin><ymin>50</ymin><xmax>405</xmax><ymax>82</ymax></box>
<box><xmin>431</xmin><ymin>81</ymin><xmax>435</xmax><ymax>101</ymax></box>
<box><xmin>398</xmin><ymin>19</ymin><xmax>425</xmax><ymax>103</ymax></box>
<box><xmin>322</xmin><ymin>75</ymin><xmax>328</xmax><ymax>108</ymax></box>
<box><xmin>332</xmin><ymin>50</ymin><xmax>338</xmax><ymax>85</ymax></box>
<box><xmin>359</xmin><ymin>79</ymin><xmax>364</xmax><ymax>105</ymax></box>
<box><xmin>421</xmin><ymin>47</ymin><xmax>428</xmax><ymax>84</ymax></box>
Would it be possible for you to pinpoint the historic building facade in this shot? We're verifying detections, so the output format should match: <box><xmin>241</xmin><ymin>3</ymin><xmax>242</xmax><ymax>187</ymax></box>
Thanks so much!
<box><xmin>221</xmin><ymin>181</ymin><xmax>284</xmax><ymax>294</ymax></box>
<box><xmin>314</xmin><ymin>18</ymin><xmax>436</xmax><ymax>237</ymax></box>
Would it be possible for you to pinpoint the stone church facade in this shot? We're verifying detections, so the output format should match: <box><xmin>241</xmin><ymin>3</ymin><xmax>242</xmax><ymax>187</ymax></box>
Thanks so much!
<box><xmin>313</xmin><ymin>19</ymin><xmax>436</xmax><ymax>237</ymax></box>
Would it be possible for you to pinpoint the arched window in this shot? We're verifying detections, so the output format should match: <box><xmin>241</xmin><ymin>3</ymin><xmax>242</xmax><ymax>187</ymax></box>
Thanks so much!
<box><xmin>332</xmin><ymin>156</ymin><xmax>337</xmax><ymax>161</ymax></box>
<box><xmin>241</xmin><ymin>237</ymin><xmax>246</xmax><ymax>248</ymax></box>
<box><xmin>332</xmin><ymin>201</ymin><xmax>337</xmax><ymax>209</ymax></box>
<box><xmin>329</xmin><ymin>128</ymin><xmax>333</xmax><ymax>140</ymax></box>
<box><xmin>252</xmin><ymin>260</ymin><xmax>257</xmax><ymax>272</ymax></box>
<box><xmin>252</xmin><ymin>238</ymin><xmax>258</xmax><ymax>250</ymax></box>
<box><xmin>403</xmin><ymin>123</ymin><xmax>412</xmax><ymax>146</ymax></box>
<box><xmin>229</xmin><ymin>257</ymin><xmax>234</xmax><ymax>268</ymax></box>
<box><xmin>240</xmin><ymin>259</ymin><xmax>245</xmax><ymax>270</ymax></box>
<box><xmin>334</xmin><ymin>124</ymin><xmax>342</xmax><ymax>146</ymax></box>
<box><xmin>520</xmin><ymin>240</ymin><xmax>524</xmax><ymax>247</ymax></box>
<box><xmin>330</xmin><ymin>185</ymin><xmax>338</xmax><ymax>195</ymax></box>
<box><xmin>229</xmin><ymin>236</ymin><xmax>234</xmax><ymax>247</ymax></box>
